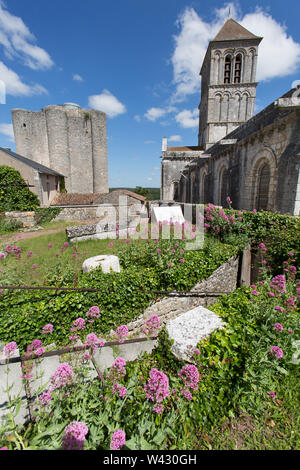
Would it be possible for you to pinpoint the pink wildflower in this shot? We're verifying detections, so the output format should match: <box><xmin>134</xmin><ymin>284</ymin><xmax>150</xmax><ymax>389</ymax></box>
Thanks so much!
<box><xmin>268</xmin><ymin>392</ymin><xmax>276</xmax><ymax>399</ymax></box>
<box><xmin>114</xmin><ymin>325</ymin><xmax>128</xmax><ymax>344</ymax></box>
<box><xmin>178</xmin><ymin>365</ymin><xmax>200</xmax><ymax>391</ymax></box>
<box><xmin>62</xmin><ymin>421</ymin><xmax>88</xmax><ymax>450</ymax></box>
<box><xmin>50</xmin><ymin>363</ymin><xmax>73</xmax><ymax>391</ymax></box>
<box><xmin>4</xmin><ymin>341</ymin><xmax>17</xmax><ymax>357</ymax></box>
<box><xmin>39</xmin><ymin>391</ymin><xmax>52</xmax><ymax>406</ymax></box>
<box><xmin>144</xmin><ymin>368</ymin><xmax>170</xmax><ymax>403</ymax></box>
<box><xmin>269</xmin><ymin>346</ymin><xmax>284</xmax><ymax>359</ymax></box>
<box><xmin>274</xmin><ymin>323</ymin><xmax>283</xmax><ymax>332</ymax></box>
<box><xmin>110</xmin><ymin>430</ymin><xmax>126</xmax><ymax>450</ymax></box>
<box><xmin>153</xmin><ymin>404</ymin><xmax>164</xmax><ymax>414</ymax></box>
<box><xmin>42</xmin><ymin>323</ymin><xmax>53</xmax><ymax>335</ymax></box>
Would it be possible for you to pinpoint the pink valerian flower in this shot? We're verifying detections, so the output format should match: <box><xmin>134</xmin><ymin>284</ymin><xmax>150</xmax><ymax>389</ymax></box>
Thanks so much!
<box><xmin>3</xmin><ymin>341</ymin><xmax>17</xmax><ymax>357</ymax></box>
<box><xmin>179</xmin><ymin>258</ymin><xmax>184</xmax><ymax>263</ymax></box>
<box><xmin>153</xmin><ymin>404</ymin><xmax>164</xmax><ymax>414</ymax></box>
<box><xmin>62</xmin><ymin>421</ymin><xmax>88</xmax><ymax>450</ymax></box>
<box><xmin>268</xmin><ymin>292</ymin><xmax>275</xmax><ymax>297</ymax></box>
<box><xmin>194</xmin><ymin>348</ymin><xmax>200</xmax><ymax>356</ymax></box>
<box><xmin>32</xmin><ymin>264</ymin><xmax>37</xmax><ymax>269</ymax></box>
<box><xmin>274</xmin><ymin>306</ymin><xmax>284</xmax><ymax>313</ymax></box>
<box><xmin>114</xmin><ymin>325</ymin><xmax>128</xmax><ymax>344</ymax></box>
<box><xmin>269</xmin><ymin>346</ymin><xmax>284</xmax><ymax>359</ymax></box>
<box><xmin>50</xmin><ymin>363</ymin><xmax>73</xmax><ymax>391</ymax></box>
<box><xmin>108</xmin><ymin>357</ymin><xmax>126</xmax><ymax>382</ymax></box>
<box><xmin>63</xmin><ymin>242</ymin><xmax>69</xmax><ymax>248</ymax></box>
<box><xmin>251</xmin><ymin>290</ymin><xmax>259</xmax><ymax>296</ymax></box>
<box><xmin>274</xmin><ymin>323</ymin><xmax>283</xmax><ymax>332</ymax></box>
<box><xmin>178</xmin><ymin>365</ymin><xmax>200</xmax><ymax>391</ymax></box>
<box><xmin>73</xmin><ymin>317</ymin><xmax>86</xmax><ymax>330</ymax></box>
<box><xmin>39</xmin><ymin>391</ymin><xmax>52</xmax><ymax>406</ymax></box>
<box><xmin>112</xmin><ymin>382</ymin><xmax>127</xmax><ymax>399</ymax></box>
<box><xmin>86</xmin><ymin>306</ymin><xmax>100</xmax><ymax>320</ymax></box>
<box><xmin>142</xmin><ymin>315</ymin><xmax>160</xmax><ymax>337</ymax></box>
<box><xmin>110</xmin><ymin>429</ymin><xmax>126</xmax><ymax>450</ymax></box>
<box><xmin>180</xmin><ymin>388</ymin><xmax>193</xmax><ymax>401</ymax></box>
<box><xmin>270</xmin><ymin>275</ymin><xmax>286</xmax><ymax>294</ymax></box>
<box><xmin>42</xmin><ymin>323</ymin><xmax>53</xmax><ymax>335</ymax></box>
<box><xmin>144</xmin><ymin>368</ymin><xmax>170</xmax><ymax>403</ymax></box>
<box><xmin>268</xmin><ymin>392</ymin><xmax>276</xmax><ymax>399</ymax></box>
<box><xmin>226</xmin><ymin>196</ymin><xmax>232</xmax><ymax>205</ymax></box>
<box><xmin>258</xmin><ymin>242</ymin><xmax>267</xmax><ymax>252</ymax></box>
<box><xmin>168</xmin><ymin>262</ymin><xmax>173</xmax><ymax>267</ymax></box>
<box><xmin>85</xmin><ymin>333</ymin><xmax>99</xmax><ymax>349</ymax></box>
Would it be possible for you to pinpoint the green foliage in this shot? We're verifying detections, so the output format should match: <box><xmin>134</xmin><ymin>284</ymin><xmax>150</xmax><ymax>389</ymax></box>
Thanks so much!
<box><xmin>33</xmin><ymin>207</ymin><xmax>61</xmax><ymax>225</ymax></box>
<box><xmin>0</xmin><ymin>165</ymin><xmax>40</xmax><ymax>212</ymax></box>
<box><xmin>0</xmin><ymin>214</ymin><xmax>23</xmax><ymax>233</ymax></box>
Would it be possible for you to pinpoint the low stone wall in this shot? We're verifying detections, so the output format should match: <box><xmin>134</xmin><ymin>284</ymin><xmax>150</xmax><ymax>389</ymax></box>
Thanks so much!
<box><xmin>126</xmin><ymin>253</ymin><xmax>241</xmax><ymax>335</ymax></box>
<box><xmin>54</xmin><ymin>203</ymin><xmax>148</xmax><ymax>223</ymax></box>
<box><xmin>4</xmin><ymin>211</ymin><xmax>36</xmax><ymax>228</ymax></box>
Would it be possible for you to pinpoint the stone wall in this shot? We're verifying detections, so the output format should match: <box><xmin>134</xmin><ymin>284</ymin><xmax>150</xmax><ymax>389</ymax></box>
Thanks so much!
<box><xmin>126</xmin><ymin>253</ymin><xmax>241</xmax><ymax>335</ymax></box>
<box><xmin>4</xmin><ymin>211</ymin><xmax>36</xmax><ymax>228</ymax></box>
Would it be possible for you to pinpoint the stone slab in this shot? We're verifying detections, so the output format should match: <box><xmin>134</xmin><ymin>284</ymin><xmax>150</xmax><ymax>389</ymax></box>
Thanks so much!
<box><xmin>166</xmin><ymin>306</ymin><xmax>225</xmax><ymax>362</ymax></box>
<box><xmin>151</xmin><ymin>206</ymin><xmax>185</xmax><ymax>225</ymax></box>
<box><xmin>82</xmin><ymin>255</ymin><xmax>121</xmax><ymax>274</ymax></box>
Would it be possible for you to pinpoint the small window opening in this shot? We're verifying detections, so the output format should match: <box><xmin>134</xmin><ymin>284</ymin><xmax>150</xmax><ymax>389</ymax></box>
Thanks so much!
<box><xmin>234</xmin><ymin>55</ymin><xmax>242</xmax><ymax>83</ymax></box>
<box><xmin>224</xmin><ymin>55</ymin><xmax>232</xmax><ymax>84</ymax></box>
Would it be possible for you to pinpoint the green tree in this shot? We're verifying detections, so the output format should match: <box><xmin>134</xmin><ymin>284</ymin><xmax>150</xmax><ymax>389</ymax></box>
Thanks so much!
<box><xmin>0</xmin><ymin>165</ymin><xmax>40</xmax><ymax>212</ymax></box>
<box><xmin>134</xmin><ymin>186</ymin><xmax>149</xmax><ymax>198</ymax></box>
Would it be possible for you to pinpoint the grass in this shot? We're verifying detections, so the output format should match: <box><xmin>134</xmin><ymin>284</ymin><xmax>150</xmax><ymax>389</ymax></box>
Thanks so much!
<box><xmin>0</xmin><ymin>229</ymin><xmax>121</xmax><ymax>285</ymax></box>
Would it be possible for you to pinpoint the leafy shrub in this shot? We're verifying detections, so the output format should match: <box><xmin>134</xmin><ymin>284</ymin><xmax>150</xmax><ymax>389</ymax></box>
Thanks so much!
<box><xmin>0</xmin><ymin>165</ymin><xmax>40</xmax><ymax>212</ymax></box>
<box><xmin>33</xmin><ymin>207</ymin><xmax>62</xmax><ymax>225</ymax></box>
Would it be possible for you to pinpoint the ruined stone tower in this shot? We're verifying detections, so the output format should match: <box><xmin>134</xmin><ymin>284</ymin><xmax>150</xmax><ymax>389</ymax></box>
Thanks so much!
<box><xmin>11</xmin><ymin>103</ymin><xmax>108</xmax><ymax>194</ymax></box>
<box><xmin>198</xmin><ymin>18</ymin><xmax>262</xmax><ymax>150</ymax></box>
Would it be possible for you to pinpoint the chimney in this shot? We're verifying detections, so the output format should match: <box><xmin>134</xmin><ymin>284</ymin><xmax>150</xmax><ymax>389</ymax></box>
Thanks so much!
<box><xmin>162</xmin><ymin>137</ymin><xmax>167</xmax><ymax>152</ymax></box>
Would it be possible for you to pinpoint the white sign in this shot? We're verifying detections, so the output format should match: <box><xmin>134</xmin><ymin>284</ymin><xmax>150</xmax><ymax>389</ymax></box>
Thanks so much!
<box><xmin>151</xmin><ymin>206</ymin><xmax>185</xmax><ymax>225</ymax></box>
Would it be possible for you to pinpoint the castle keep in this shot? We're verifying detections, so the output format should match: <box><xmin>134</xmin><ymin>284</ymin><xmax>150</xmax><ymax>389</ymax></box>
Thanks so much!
<box><xmin>11</xmin><ymin>103</ymin><xmax>108</xmax><ymax>194</ymax></box>
<box><xmin>161</xmin><ymin>19</ymin><xmax>300</xmax><ymax>216</ymax></box>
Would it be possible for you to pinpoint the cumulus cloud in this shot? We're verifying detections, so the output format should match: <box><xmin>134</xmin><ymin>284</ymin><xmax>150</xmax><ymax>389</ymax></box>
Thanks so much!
<box><xmin>73</xmin><ymin>73</ymin><xmax>83</xmax><ymax>82</ymax></box>
<box><xmin>88</xmin><ymin>90</ymin><xmax>126</xmax><ymax>118</ymax></box>
<box><xmin>168</xmin><ymin>134</ymin><xmax>182</xmax><ymax>142</ymax></box>
<box><xmin>134</xmin><ymin>114</ymin><xmax>141</xmax><ymax>122</ymax></box>
<box><xmin>144</xmin><ymin>106</ymin><xmax>177</xmax><ymax>122</ymax></box>
<box><xmin>0</xmin><ymin>61</ymin><xmax>47</xmax><ymax>96</ymax></box>
<box><xmin>0</xmin><ymin>1</ymin><xmax>54</xmax><ymax>70</ymax></box>
<box><xmin>0</xmin><ymin>122</ymin><xmax>14</xmax><ymax>141</ymax></box>
<box><xmin>175</xmin><ymin>109</ymin><xmax>198</xmax><ymax>128</ymax></box>
<box><xmin>171</xmin><ymin>3</ymin><xmax>300</xmax><ymax>101</ymax></box>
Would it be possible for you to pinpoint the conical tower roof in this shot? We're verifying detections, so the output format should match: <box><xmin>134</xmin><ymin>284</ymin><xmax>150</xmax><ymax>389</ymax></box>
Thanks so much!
<box><xmin>213</xmin><ymin>18</ymin><xmax>261</xmax><ymax>41</ymax></box>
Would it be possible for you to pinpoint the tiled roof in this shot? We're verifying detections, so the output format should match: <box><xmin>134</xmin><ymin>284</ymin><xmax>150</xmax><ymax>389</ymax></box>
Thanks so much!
<box><xmin>50</xmin><ymin>193</ymin><xmax>105</xmax><ymax>206</ymax></box>
<box><xmin>212</xmin><ymin>18</ymin><xmax>262</xmax><ymax>42</ymax></box>
<box><xmin>0</xmin><ymin>147</ymin><xmax>65</xmax><ymax>176</ymax></box>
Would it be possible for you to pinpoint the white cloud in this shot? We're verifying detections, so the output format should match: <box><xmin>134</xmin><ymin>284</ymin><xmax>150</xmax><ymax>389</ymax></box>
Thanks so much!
<box><xmin>146</xmin><ymin>177</ymin><xmax>153</xmax><ymax>181</ymax></box>
<box><xmin>0</xmin><ymin>61</ymin><xmax>47</xmax><ymax>96</ymax></box>
<box><xmin>171</xmin><ymin>3</ymin><xmax>300</xmax><ymax>101</ymax></box>
<box><xmin>0</xmin><ymin>1</ymin><xmax>54</xmax><ymax>70</ymax></box>
<box><xmin>134</xmin><ymin>114</ymin><xmax>141</xmax><ymax>122</ymax></box>
<box><xmin>88</xmin><ymin>90</ymin><xmax>126</xmax><ymax>118</ymax></box>
<box><xmin>175</xmin><ymin>109</ymin><xmax>198</xmax><ymax>128</ymax></box>
<box><xmin>168</xmin><ymin>134</ymin><xmax>182</xmax><ymax>142</ymax></box>
<box><xmin>0</xmin><ymin>123</ymin><xmax>14</xmax><ymax>141</ymax></box>
<box><xmin>144</xmin><ymin>107</ymin><xmax>167</xmax><ymax>122</ymax></box>
<box><xmin>144</xmin><ymin>105</ymin><xmax>177</xmax><ymax>122</ymax></box>
<box><xmin>73</xmin><ymin>73</ymin><xmax>83</xmax><ymax>82</ymax></box>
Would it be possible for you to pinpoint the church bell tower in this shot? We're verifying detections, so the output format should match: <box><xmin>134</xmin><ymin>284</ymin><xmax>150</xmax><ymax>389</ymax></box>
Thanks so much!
<box><xmin>198</xmin><ymin>18</ymin><xmax>263</xmax><ymax>150</ymax></box>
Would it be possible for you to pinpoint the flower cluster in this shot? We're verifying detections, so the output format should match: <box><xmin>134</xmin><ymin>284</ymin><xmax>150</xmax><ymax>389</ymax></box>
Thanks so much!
<box><xmin>3</xmin><ymin>341</ymin><xmax>17</xmax><ymax>357</ymax></box>
<box><xmin>144</xmin><ymin>368</ymin><xmax>170</xmax><ymax>403</ymax></box>
<box><xmin>114</xmin><ymin>325</ymin><xmax>128</xmax><ymax>344</ymax></box>
<box><xmin>42</xmin><ymin>324</ymin><xmax>53</xmax><ymax>335</ymax></box>
<box><xmin>86</xmin><ymin>305</ymin><xmax>101</xmax><ymax>323</ymax></box>
<box><xmin>108</xmin><ymin>357</ymin><xmax>126</xmax><ymax>383</ymax></box>
<box><xmin>270</xmin><ymin>275</ymin><xmax>286</xmax><ymax>294</ymax></box>
<box><xmin>268</xmin><ymin>346</ymin><xmax>284</xmax><ymax>359</ymax></box>
<box><xmin>50</xmin><ymin>362</ymin><xmax>73</xmax><ymax>391</ymax></box>
<box><xmin>112</xmin><ymin>382</ymin><xmax>127</xmax><ymax>399</ymax></box>
<box><xmin>110</xmin><ymin>429</ymin><xmax>126</xmax><ymax>450</ymax></box>
<box><xmin>178</xmin><ymin>364</ymin><xmax>200</xmax><ymax>391</ymax></box>
<box><xmin>142</xmin><ymin>315</ymin><xmax>160</xmax><ymax>337</ymax></box>
<box><xmin>62</xmin><ymin>421</ymin><xmax>88</xmax><ymax>450</ymax></box>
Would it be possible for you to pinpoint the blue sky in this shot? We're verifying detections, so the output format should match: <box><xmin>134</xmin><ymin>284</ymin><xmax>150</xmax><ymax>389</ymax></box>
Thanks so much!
<box><xmin>0</xmin><ymin>0</ymin><xmax>300</xmax><ymax>188</ymax></box>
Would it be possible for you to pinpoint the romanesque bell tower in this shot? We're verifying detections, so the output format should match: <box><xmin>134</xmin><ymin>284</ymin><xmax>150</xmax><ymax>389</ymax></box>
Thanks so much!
<box><xmin>198</xmin><ymin>18</ymin><xmax>262</xmax><ymax>150</ymax></box>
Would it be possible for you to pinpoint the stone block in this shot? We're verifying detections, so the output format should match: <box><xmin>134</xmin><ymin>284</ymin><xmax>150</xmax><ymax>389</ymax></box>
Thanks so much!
<box><xmin>166</xmin><ymin>306</ymin><xmax>225</xmax><ymax>362</ymax></box>
<box><xmin>151</xmin><ymin>205</ymin><xmax>185</xmax><ymax>225</ymax></box>
<box><xmin>82</xmin><ymin>255</ymin><xmax>120</xmax><ymax>274</ymax></box>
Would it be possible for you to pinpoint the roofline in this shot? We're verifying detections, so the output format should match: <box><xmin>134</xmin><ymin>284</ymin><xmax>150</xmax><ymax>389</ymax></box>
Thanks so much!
<box><xmin>0</xmin><ymin>147</ymin><xmax>65</xmax><ymax>177</ymax></box>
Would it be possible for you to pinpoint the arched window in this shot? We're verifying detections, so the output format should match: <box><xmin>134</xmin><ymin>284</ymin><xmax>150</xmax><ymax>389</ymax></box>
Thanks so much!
<box><xmin>220</xmin><ymin>168</ymin><xmax>229</xmax><ymax>207</ymax></box>
<box><xmin>224</xmin><ymin>55</ymin><xmax>232</xmax><ymax>83</ymax></box>
<box><xmin>234</xmin><ymin>54</ymin><xmax>242</xmax><ymax>83</ymax></box>
<box><xmin>256</xmin><ymin>163</ymin><xmax>270</xmax><ymax>211</ymax></box>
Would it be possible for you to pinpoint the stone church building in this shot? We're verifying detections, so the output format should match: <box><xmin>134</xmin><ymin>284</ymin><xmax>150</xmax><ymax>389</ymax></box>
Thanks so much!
<box><xmin>161</xmin><ymin>18</ymin><xmax>300</xmax><ymax>216</ymax></box>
